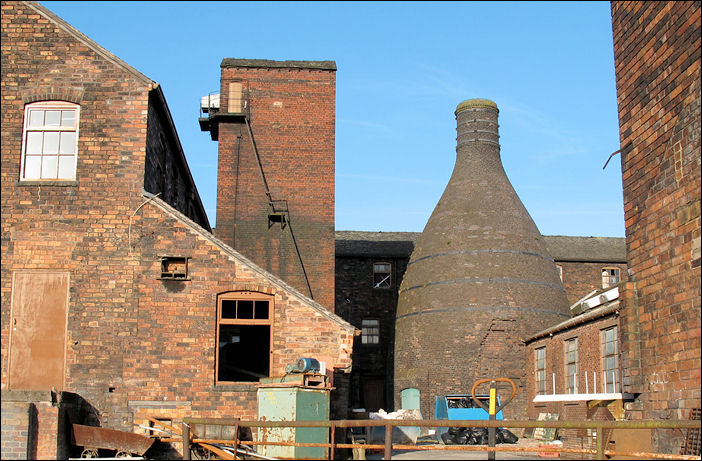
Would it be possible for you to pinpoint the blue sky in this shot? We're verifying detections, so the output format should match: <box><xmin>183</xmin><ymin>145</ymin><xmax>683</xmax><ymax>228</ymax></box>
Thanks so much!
<box><xmin>42</xmin><ymin>1</ymin><xmax>625</xmax><ymax>237</ymax></box>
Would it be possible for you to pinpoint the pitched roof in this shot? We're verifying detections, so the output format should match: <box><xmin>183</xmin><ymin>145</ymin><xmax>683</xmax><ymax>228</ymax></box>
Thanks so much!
<box><xmin>335</xmin><ymin>231</ymin><xmax>626</xmax><ymax>263</ymax></box>
<box><xmin>148</xmin><ymin>193</ymin><xmax>355</xmax><ymax>334</ymax></box>
<box><xmin>25</xmin><ymin>1</ymin><xmax>155</xmax><ymax>87</ymax></box>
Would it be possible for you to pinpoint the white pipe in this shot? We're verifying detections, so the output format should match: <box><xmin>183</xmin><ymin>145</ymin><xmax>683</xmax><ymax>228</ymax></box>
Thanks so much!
<box><xmin>585</xmin><ymin>372</ymin><xmax>589</xmax><ymax>394</ymax></box>
<box><xmin>574</xmin><ymin>373</ymin><xmax>578</xmax><ymax>394</ymax></box>
<box><xmin>552</xmin><ymin>373</ymin><xmax>556</xmax><ymax>395</ymax></box>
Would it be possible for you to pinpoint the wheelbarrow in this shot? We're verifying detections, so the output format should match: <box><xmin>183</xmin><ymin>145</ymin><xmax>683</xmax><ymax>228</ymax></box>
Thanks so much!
<box><xmin>71</xmin><ymin>424</ymin><xmax>154</xmax><ymax>458</ymax></box>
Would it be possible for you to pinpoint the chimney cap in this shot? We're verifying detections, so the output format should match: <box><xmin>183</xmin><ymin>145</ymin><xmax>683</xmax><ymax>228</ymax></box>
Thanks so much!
<box><xmin>455</xmin><ymin>99</ymin><xmax>498</xmax><ymax>115</ymax></box>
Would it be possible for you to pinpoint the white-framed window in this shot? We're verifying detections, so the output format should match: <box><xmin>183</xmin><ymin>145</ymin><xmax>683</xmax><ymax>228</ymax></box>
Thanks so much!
<box><xmin>535</xmin><ymin>347</ymin><xmax>546</xmax><ymax>395</ymax></box>
<box><xmin>601</xmin><ymin>267</ymin><xmax>620</xmax><ymax>289</ymax></box>
<box><xmin>601</xmin><ymin>326</ymin><xmax>618</xmax><ymax>393</ymax></box>
<box><xmin>373</xmin><ymin>262</ymin><xmax>391</xmax><ymax>289</ymax></box>
<box><xmin>21</xmin><ymin>101</ymin><xmax>79</xmax><ymax>180</ymax></box>
<box><xmin>361</xmin><ymin>319</ymin><xmax>380</xmax><ymax>345</ymax></box>
<box><xmin>564</xmin><ymin>338</ymin><xmax>578</xmax><ymax>394</ymax></box>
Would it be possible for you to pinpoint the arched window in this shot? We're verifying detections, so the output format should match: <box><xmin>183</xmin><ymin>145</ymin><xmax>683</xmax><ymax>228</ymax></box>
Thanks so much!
<box><xmin>21</xmin><ymin>101</ymin><xmax>79</xmax><ymax>180</ymax></box>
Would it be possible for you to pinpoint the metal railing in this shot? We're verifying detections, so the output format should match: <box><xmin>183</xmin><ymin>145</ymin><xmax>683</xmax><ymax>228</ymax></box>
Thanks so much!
<box><xmin>178</xmin><ymin>417</ymin><xmax>701</xmax><ymax>460</ymax></box>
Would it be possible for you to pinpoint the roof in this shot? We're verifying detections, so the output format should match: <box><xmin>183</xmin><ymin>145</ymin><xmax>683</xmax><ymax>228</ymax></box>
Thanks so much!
<box><xmin>148</xmin><ymin>193</ymin><xmax>355</xmax><ymax>334</ymax></box>
<box><xmin>25</xmin><ymin>1</ymin><xmax>155</xmax><ymax>87</ymax></box>
<box><xmin>221</xmin><ymin>59</ymin><xmax>337</xmax><ymax>71</ymax></box>
<box><xmin>335</xmin><ymin>231</ymin><xmax>626</xmax><ymax>263</ymax></box>
<box><xmin>335</xmin><ymin>231</ymin><xmax>419</xmax><ymax>257</ymax></box>
<box><xmin>524</xmin><ymin>299</ymin><xmax>619</xmax><ymax>343</ymax></box>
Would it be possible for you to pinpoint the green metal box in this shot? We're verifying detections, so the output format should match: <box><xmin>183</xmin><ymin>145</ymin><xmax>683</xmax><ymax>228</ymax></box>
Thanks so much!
<box><xmin>257</xmin><ymin>385</ymin><xmax>330</xmax><ymax>459</ymax></box>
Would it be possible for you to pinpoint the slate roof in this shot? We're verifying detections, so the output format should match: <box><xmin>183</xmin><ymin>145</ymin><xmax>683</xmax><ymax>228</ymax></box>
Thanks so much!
<box><xmin>335</xmin><ymin>231</ymin><xmax>626</xmax><ymax>263</ymax></box>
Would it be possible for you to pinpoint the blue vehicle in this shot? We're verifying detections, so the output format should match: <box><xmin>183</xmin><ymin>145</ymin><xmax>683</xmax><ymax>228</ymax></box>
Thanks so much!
<box><xmin>435</xmin><ymin>394</ymin><xmax>503</xmax><ymax>442</ymax></box>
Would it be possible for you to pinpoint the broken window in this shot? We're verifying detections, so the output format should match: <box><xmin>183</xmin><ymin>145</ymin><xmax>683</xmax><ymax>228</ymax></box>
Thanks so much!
<box><xmin>216</xmin><ymin>292</ymin><xmax>272</xmax><ymax>383</ymax></box>
<box><xmin>361</xmin><ymin>319</ymin><xmax>380</xmax><ymax>345</ymax></box>
<box><xmin>535</xmin><ymin>347</ymin><xmax>546</xmax><ymax>395</ymax></box>
<box><xmin>601</xmin><ymin>267</ymin><xmax>620</xmax><ymax>288</ymax></box>
<box><xmin>160</xmin><ymin>257</ymin><xmax>189</xmax><ymax>280</ymax></box>
<box><xmin>21</xmin><ymin>101</ymin><xmax>79</xmax><ymax>180</ymax></box>
<box><xmin>564</xmin><ymin>338</ymin><xmax>578</xmax><ymax>394</ymax></box>
<box><xmin>601</xmin><ymin>326</ymin><xmax>618</xmax><ymax>393</ymax></box>
<box><xmin>373</xmin><ymin>262</ymin><xmax>391</xmax><ymax>289</ymax></box>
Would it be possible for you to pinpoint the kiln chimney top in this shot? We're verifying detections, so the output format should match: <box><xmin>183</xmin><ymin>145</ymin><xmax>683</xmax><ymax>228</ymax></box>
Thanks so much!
<box><xmin>455</xmin><ymin>98</ymin><xmax>498</xmax><ymax>115</ymax></box>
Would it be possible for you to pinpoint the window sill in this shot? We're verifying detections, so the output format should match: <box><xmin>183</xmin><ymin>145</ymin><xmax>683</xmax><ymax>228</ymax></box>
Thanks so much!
<box><xmin>18</xmin><ymin>180</ymin><xmax>78</xmax><ymax>187</ymax></box>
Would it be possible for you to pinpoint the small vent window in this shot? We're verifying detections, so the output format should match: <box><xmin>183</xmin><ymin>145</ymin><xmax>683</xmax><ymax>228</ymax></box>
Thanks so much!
<box><xmin>602</xmin><ymin>267</ymin><xmax>620</xmax><ymax>288</ymax></box>
<box><xmin>373</xmin><ymin>262</ymin><xmax>391</xmax><ymax>289</ymax></box>
<box><xmin>160</xmin><ymin>257</ymin><xmax>189</xmax><ymax>280</ymax></box>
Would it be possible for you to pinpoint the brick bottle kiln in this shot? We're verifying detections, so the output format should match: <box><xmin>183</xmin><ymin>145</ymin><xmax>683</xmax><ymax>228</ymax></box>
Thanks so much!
<box><xmin>393</xmin><ymin>99</ymin><xmax>571</xmax><ymax>419</ymax></box>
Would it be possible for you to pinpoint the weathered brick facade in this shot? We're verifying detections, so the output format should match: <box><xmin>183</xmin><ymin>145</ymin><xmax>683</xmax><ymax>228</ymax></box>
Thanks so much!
<box><xmin>1</xmin><ymin>3</ymin><xmax>354</xmax><ymax>458</ymax></box>
<box><xmin>525</xmin><ymin>300</ymin><xmax>621</xmax><ymax>448</ymax></box>
<box><xmin>611</xmin><ymin>0</ymin><xmax>701</xmax><ymax>453</ymax></box>
<box><xmin>207</xmin><ymin>59</ymin><xmax>336</xmax><ymax>311</ymax></box>
<box><xmin>335</xmin><ymin>231</ymin><xmax>628</xmax><ymax>415</ymax></box>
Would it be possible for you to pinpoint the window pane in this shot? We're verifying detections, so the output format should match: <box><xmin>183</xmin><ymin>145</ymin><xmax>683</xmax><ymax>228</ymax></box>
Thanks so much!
<box><xmin>29</xmin><ymin>109</ymin><xmax>44</xmax><ymax>127</ymax></box>
<box><xmin>43</xmin><ymin>132</ymin><xmax>60</xmax><ymax>154</ymax></box>
<box><xmin>58</xmin><ymin>156</ymin><xmax>75</xmax><ymax>179</ymax></box>
<box><xmin>26</xmin><ymin>132</ymin><xmax>44</xmax><ymax>154</ymax></box>
<box><xmin>61</xmin><ymin>110</ymin><xmax>75</xmax><ymax>127</ymax></box>
<box><xmin>237</xmin><ymin>300</ymin><xmax>254</xmax><ymax>319</ymax></box>
<box><xmin>221</xmin><ymin>300</ymin><xmax>236</xmax><ymax>319</ymax></box>
<box><xmin>24</xmin><ymin>155</ymin><xmax>42</xmax><ymax>179</ymax></box>
<box><xmin>41</xmin><ymin>156</ymin><xmax>58</xmax><ymax>178</ymax></box>
<box><xmin>254</xmin><ymin>301</ymin><xmax>269</xmax><ymax>319</ymax></box>
<box><xmin>45</xmin><ymin>110</ymin><xmax>61</xmax><ymax>126</ymax></box>
<box><xmin>60</xmin><ymin>132</ymin><xmax>76</xmax><ymax>154</ymax></box>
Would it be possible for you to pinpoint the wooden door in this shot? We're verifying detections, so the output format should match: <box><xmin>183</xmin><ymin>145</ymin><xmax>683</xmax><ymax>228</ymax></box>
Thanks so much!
<box><xmin>9</xmin><ymin>271</ymin><xmax>69</xmax><ymax>390</ymax></box>
<box><xmin>362</xmin><ymin>378</ymin><xmax>385</xmax><ymax>411</ymax></box>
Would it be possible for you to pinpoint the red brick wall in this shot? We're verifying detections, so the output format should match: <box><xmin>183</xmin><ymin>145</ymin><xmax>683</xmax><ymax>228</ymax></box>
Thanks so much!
<box><xmin>2</xmin><ymin>1</ymin><xmax>354</xmax><ymax>441</ymax></box>
<box><xmin>214</xmin><ymin>61</ymin><xmax>336</xmax><ymax>310</ymax></box>
<box><xmin>611</xmin><ymin>2</ymin><xmax>701</xmax><ymax>451</ymax></box>
<box><xmin>1</xmin><ymin>401</ymin><xmax>33</xmax><ymax>460</ymax></box>
<box><xmin>526</xmin><ymin>312</ymin><xmax>620</xmax><ymax>447</ymax></box>
<box><xmin>558</xmin><ymin>261</ymin><xmax>629</xmax><ymax>305</ymax></box>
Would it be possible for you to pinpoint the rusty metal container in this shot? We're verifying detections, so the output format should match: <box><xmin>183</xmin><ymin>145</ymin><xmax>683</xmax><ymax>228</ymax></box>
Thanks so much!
<box><xmin>394</xmin><ymin>99</ymin><xmax>570</xmax><ymax>420</ymax></box>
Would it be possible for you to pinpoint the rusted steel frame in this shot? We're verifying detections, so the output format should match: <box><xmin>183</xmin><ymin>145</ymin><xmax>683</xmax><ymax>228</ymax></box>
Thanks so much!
<box><xmin>604</xmin><ymin>450</ymin><xmax>702</xmax><ymax>460</ymax></box>
<box><xmin>71</xmin><ymin>424</ymin><xmax>154</xmax><ymax>455</ymax></box>
<box><xmin>384</xmin><ymin>424</ymin><xmax>393</xmax><ymax>460</ymax></box>
<box><xmin>198</xmin><ymin>442</ymin><xmax>236</xmax><ymax>460</ymax></box>
<box><xmin>330</xmin><ymin>425</ymin><xmax>335</xmax><ymax>460</ymax></box>
<box><xmin>184</xmin><ymin>418</ymin><xmax>700</xmax><ymax>430</ymax></box>
<box><xmin>232</xmin><ymin>419</ymin><xmax>240</xmax><ymax>461</ymax></box>
<box><xmin>597</xmin><ymin>422</ymin><xmax>604</xmax><ymax>460</ymax></box>
<box><xmin>182</xmin><ymin>423</ymin><xmax>191</xmax><ymax>461</ymax></box>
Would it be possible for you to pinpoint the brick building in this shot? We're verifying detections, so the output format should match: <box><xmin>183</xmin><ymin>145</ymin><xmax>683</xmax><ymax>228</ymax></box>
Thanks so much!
<box><xmin>611</xmin><ymin>0</ymin><xmax>701</xmax><ymax>453</ymax></box>
<box><xmin>335</xmin><ymin>231</ymin><xmax>627</xmax><ymax>413</ymax></box>
<box><xmin>524</xmin><ymin>287</ymin><xmax>623</xmax><ymax>450</ymax></box>
<box><xmin>201</xmin><ymin>58</ymin><xmax>336</xmax><ymax>311</ymax></box>
<box><xmin>1</xmin><ymin>2</ymin><xmax>354</xmax><ymax>459</ymax></box>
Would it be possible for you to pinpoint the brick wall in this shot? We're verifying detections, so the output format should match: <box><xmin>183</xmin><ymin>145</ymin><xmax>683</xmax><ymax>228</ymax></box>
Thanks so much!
<box><xmin>558</xmin><ymin>261</ymin><xmax>628</xmax><ymax>305</ymax></box>
<box><xmin>335</xmin><ymin>255</ymin><xmax>410</xmax><ymax>411</ymax></box>
<box><xmin>1</xmin><ymin>401</ymin><xmax>33</xmax><ymax>460</ymax></box>
<box><xmin>611</xmin><ymin>1</ymin><xmax>701</xmax><ymax>452</ymax></box>
<box><xmin>526</xmin><ymin>311</ymin><xmax>620</xmax><ymax>448</ymax></box>
<box><xmin>2</xmin><ymin>2</ymin><xmax>354</xmax><ymax>449</ymax></box>
<box><xmin>213</xmin><ymin>60</ymin><xmax>336</xmax><ymax>310</ymax></box>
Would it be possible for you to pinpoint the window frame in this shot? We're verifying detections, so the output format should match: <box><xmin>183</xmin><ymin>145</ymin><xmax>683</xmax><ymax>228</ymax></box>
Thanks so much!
<box><xmin>601</xmin><ymin>326</ymin><xmax>618</xmax><ymax>393</ymax></box>
<box><xmin>373</xmin><ymin>262</ymin><xmax>392</xmax><ymax>289</ymax></box>
<box><xmin>535</xmin><ymin>346</ymin><xmax>547</xmax><ymax>395</ymax></box>
<box><xmin>361</xmin><ymin>318</ymin><xmax>380</xmax><ymax>345</ymax></box>
<box><xmin>20</xmin><ymin>101</ymin><xmax>80</xmax><ymax>181</ymax></box>
<box><xmin>215</xmin><ymin>291</ymin><xmax>273</xmax><ymax>385</ymax></box>
<box><xmin>564</xmin><ymin>337</ymin><xmax>579</xmax><ymax>394</ymax></box>
<box><xmin>601</xmin><ymin>267</ymin><xmax>621</xmax><ymax>289</ymax></box>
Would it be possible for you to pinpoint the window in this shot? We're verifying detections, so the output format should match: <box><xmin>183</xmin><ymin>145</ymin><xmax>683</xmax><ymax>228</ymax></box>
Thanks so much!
<box><xmin>373</xmin><ymin>262</ymin><xmax>391</xmax><ymax>289</ymax></box>
<box><xmin>216</xmin><ymin>292</ymin><xmax>272</xmax><ymax>383</ymax></box>
<box><xmin>160</xmin><ymin>257</ymin><xmax>189</xmax><ymax>280</ymax></box>
<box><xmin>601</xmin><ymin>267</ymin><xmax>620</xmax><ymax>289</ymax></box>
<box><xmin>21</xmin><ymin>101</ymin><xmax>79</xmax><ymax>180</ymax></box>
<box><xmin>602</xmin><ymin>326</ymin><xmax>618</xmax><ymax>393</ymax></box>
<box><xmin>564</xmin><ymin>338</ymin><xmax>578</xmax><ymax>394</ymax></box>
<box><xmin>535</xmin><ymin>347</ymin><xmax>546</xmax><ymax>395</ymax></box>
<box><xmin>361</xmin><ymin>319</ymin><xmax>379</xmax><ymax>345</ymax></box>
